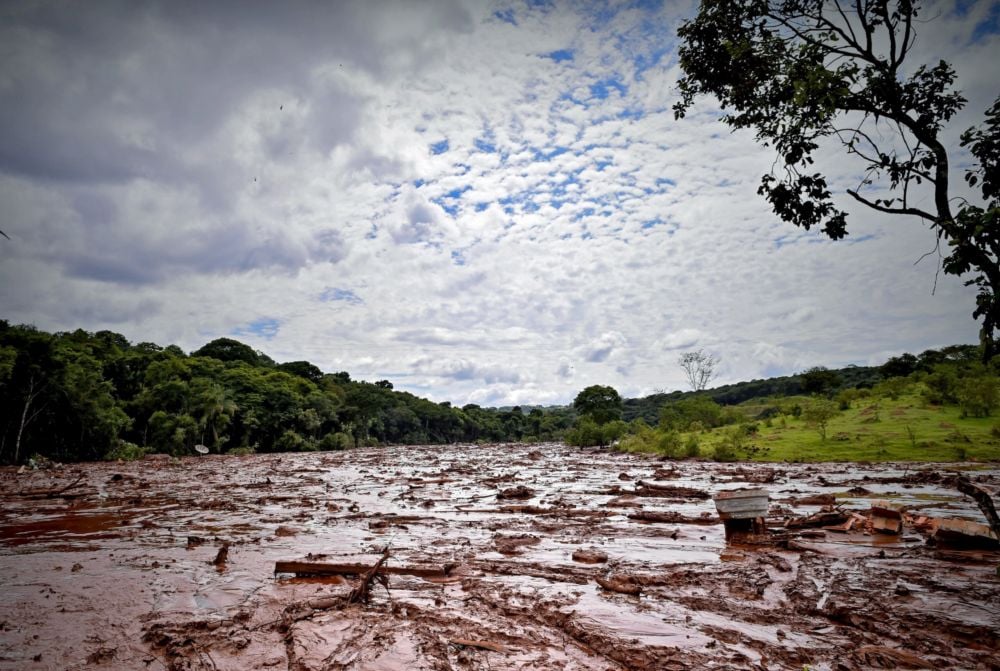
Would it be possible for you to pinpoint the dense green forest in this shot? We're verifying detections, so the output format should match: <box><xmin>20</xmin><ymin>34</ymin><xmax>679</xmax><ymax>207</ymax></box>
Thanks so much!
<box><xmin>0</xmin><ymin>322</ymin><xmax>575</xmax><ymax>464</ymax></box>
<box><xmin>0</xmin><ymin>320</ymin><xmax>990</xmax><ymax>464</ymax></box>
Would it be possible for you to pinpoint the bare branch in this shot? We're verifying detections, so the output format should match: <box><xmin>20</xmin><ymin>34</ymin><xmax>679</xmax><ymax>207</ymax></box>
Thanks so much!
<box><xmin>846</xmin><ymin>189</ymin><xmax>936</xmax><ymax>221</ymax></box>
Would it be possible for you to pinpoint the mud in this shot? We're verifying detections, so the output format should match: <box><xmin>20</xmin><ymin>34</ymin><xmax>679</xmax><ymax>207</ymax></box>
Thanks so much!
<box><xmin>1</xmin><ymin>444</ymin><xmax>998</xmax><ymax>670</ymax></box>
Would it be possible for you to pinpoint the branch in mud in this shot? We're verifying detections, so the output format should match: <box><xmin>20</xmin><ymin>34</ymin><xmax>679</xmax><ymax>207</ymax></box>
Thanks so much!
<box><xmin>347</xmin><ymin>547</ymin><xmax>391</xmax><ymax>605</ymax></box>
<box><xmin>956</xmin><ymin>475</ymin><xmax>1000</xmax><ymax>540</ymax></box>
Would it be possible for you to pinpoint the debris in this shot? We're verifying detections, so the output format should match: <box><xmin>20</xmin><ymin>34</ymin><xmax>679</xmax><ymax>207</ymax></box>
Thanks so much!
<box><xmin>18</xmin><ymin>474</ymin><xmax>85</xmax><ymax>499</ymax></box>
<box><xmin>788</xmin><ymin>493</ymin><xmax>836</xmax><ymax>506</ymax></box>
<box><xmin>595</xmin><ymin>574</ymin><xmax>641</xmax><ymax>595</ymax></box>
<box><xmin>627</xmin><ymin>510</ymin><xmax>719</xmax><ymax>525</ymax></box>
<box><xmin>786</xmin><ymin>511</ymin><xmax>848</xmax><ymax>529</ymax></box>
<box><xmin>274</xmin><ymin>559</ymin><xmax>453</xmax><ymax>579</ymax></box>
<box><xmin>714</xmin><ymin>488</ymin><xmax>769</xmax><ymax>537</ymax></box>
<box><xmin>497</xmin><ymin>485</ymin><xmax>534</xmax><ymax>500</ymax></box>
<box><xmin>347</xmin><ymin>548</ymin><xmax>390</xmax><ymax>604</ymax></box>
<box><xmin>871</xmin><ymin>500</ymin><xmax>906</xmax><ymax>535</ymax></box>
<box><xmin>853</xmin><ymin>644</ymin><xmax>935</xmax><ymax>669</ymax></box>
<box><xmin>571</xmin><ymin>548</ymin><xmax>609</xmax><ymax>564</ymax></box>
<box><xmin>211</xmin><ymin>543</ymin><xmax>229</xmax><ymax>567</ymax></box>
<box><xmin>494</xmin><ymin>534</ymin><xmax>540</xmax><ymax>555</ymax></box>
<box><xmin>635</xmin><ymin>481</ymin><xmax>710</xmax><ymax>498</ymax></box>
<box><xmin>449</xmin><ymin>638</ymin><xmax>509</xmax><ymax>653</ymax></box>
<box><xmin>932</xmin><ymin>518</ymin><xmax>999</xmax><ymax>549</ymax></box>
<box><xmin>955</xmin><ymin>475</ymin><xmax>1000</xmax><ymax>541</ymax></box>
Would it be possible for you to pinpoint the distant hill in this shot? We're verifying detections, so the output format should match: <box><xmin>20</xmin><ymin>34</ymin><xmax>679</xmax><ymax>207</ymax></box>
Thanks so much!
<box><xmin>622</xmin><ymin>365</ymin><xmax>882</xmax><ymax>425</ymax></box>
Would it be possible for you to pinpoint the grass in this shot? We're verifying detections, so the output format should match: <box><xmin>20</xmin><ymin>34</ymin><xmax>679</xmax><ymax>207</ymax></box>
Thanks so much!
<box><xmin>625</xmin><ymin>387</ymin><xmax>1000</xmax><ymax>463</ymax></box>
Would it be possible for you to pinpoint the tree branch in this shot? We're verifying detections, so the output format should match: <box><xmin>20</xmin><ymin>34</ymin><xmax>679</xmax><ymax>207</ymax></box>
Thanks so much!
<box><xmin>846</xmin><ymin>189</ymin><xmax>936</xmax><ymax>220</ymax></box>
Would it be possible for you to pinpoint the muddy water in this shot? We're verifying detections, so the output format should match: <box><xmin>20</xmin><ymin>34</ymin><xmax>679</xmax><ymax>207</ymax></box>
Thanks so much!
<box><xmin>0</xmin><ymin>444</ymin><xmax>997</xmax><ymax>670</ymax></box>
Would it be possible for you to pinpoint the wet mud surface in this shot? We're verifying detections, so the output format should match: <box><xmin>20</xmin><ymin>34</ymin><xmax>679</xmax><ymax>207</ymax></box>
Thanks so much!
<box><xmin>1</xmin><ymin>444</ymin><xmax>998</xmax><ymax>670</ymax></box>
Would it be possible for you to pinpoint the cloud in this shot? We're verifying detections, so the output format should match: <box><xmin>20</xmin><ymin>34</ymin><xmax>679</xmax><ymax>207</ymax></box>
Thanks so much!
<box><xmin>0</xmin><ymin>0</ymin><xmax>992</xmax><ymax>406</ymax></box>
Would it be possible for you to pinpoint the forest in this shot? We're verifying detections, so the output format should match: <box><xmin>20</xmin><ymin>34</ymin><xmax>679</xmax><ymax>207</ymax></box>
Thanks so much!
<box><xmin>0</xmin><ymin>322</ymin><xmax>576</xmax><ymax>464</ymax></box>
<box><xmin>0</xmin><ymin>320</ymin><xmax>993</xmax><ymax>465</ymax></box>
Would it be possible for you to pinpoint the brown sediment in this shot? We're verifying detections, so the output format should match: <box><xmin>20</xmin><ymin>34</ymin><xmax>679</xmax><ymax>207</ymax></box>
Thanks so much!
<box><xmin>0</xmin><ymin>444</ymin><xmax>998</xmax><ymax>670</ymax></box>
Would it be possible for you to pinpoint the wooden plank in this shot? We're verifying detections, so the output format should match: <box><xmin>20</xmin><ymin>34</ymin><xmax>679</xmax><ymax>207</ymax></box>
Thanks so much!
<box><xmin>275</xmin><ymin>560</ymin><xmax>451</xmax><ymax>578</ymax></box>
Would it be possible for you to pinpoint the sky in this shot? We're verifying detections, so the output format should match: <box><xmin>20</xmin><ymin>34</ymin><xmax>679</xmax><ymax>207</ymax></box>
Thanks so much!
<box><xmin>1</xmin><ymin>0</ymin><xmax>998</xmax><ymax>407</ymax></box>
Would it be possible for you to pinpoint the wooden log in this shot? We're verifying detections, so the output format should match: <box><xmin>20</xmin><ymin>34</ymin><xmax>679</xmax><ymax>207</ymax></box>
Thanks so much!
<box><xmin>634</xmin><ymin>482</ymin><xmax>710</xmax><ymax>499</ymax></box>
<box><xmin>275</xmin><ymin>560</ymin><xmax>451</xmax><ymax>579</ymax></box>
<box><xmin>628</xmin><ymin>511</ymin><xmax>719</xmax><ymax>525</ymax></box>
<box><xmin>449</xmin><ymin>639</ymin><xmax>509</xmax><ymax>653</ymax></box>
<box><xmin>956</xmin><ymin>476</ymin><xmax>1000</xmax><ymax>541</ymax></box>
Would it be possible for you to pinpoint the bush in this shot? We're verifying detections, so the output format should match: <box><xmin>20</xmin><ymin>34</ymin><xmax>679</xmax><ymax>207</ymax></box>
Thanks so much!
<box><xmin>923</xmin><ymin>370</ymin><xmax>958</xmax><ymax>405</ymax></box>
<box><xmin>601</xmin><ymin>420</ymin><xmax>628</xmax><ymax>445</ymax></box>
<box><xmin>565</xmin><ymin>417</ymin><xmax>604</xmax><ymax>447</ymax></box>
<box><xmin>684</xmin><ymin>433</ymin><xmax>701</xmax><ymax>458</ymax></box>
<box><xmin>802</xmin><ymin>400</ymin><xmax>839</xmax><ymax>440</ymax></box>
<box><xmin>874</xmin><ymin>377</ymin><xmax>909</xmax><ymax>400</ymax></box>
<box><xmin>656</xmin><ymin>430</ymin><xmax>683</xmax><ymax>458</ymax></box>
<box><xmin>957</xmin><ymin>376</ymin><xmax>998</xmax><ymax>418</ymax></box>
<box><xmin>713</xmin><ymin>426</ymin><xmax>746</xmax><ymax>462</ymax></box>
<box><xmin>320</xmin><ymin>432</ymin><xmax>352</xmax><ymax>451</ymax></box>
<box><xmin>835</xmin><ymin>389</ymin><xmax>860</xmax><ymax>410</ymax></box>
<box><xmin>755</xmin><ymin>405</ymin><xmax>781</xmax><ymax>420</ymax></box>
<box><xmin>104</xmin><ymin>441</ymin><xmax>149</xmax><ymax>462</ymax></box>
<box><xmin>275</xmin><ymin>430</ymin><xmax>305</xmax><ymax>452</ymax></box>
<box><xmin>228</xmin><ymin>445</ymin><xmax>256</xmax><ymax>456</ymax></box>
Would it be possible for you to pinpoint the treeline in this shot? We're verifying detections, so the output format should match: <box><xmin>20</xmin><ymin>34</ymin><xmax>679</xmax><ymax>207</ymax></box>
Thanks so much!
<box><xmin>614</xmin><ymin>344</ymin><xmax>993</xmax><ymax>460</ymax></box>
<box><xmin>621</xmin><ymin>345</ymin><xmax>980</xmax><ymax>425</ymax></box>
<box><xmin>0</xmin><ymin>322</ymin><xmax>575</xmax><ymax>464</ymax></box>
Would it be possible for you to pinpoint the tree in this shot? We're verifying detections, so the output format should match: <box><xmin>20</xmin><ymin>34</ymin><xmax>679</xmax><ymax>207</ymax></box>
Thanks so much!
<box><xmin>803</xmin><ymin>399</ymin><xmax>840</xmax><ymax>440</ymax></box>
<box><xmin>192</xmin><ymin>338</ymin><xmax>259</xmax><ymax>365</ymax></box>
<box><xmin>675</xmin><ymin>1</ymin><xmax>1000</xmax><ymax>360</ymax></box>
<box><xmin>573</xmin><ymin>385</ymin><xmax>623</xmax><ymax>425</ymax></box>
<box><xmin>678</xmin><ymin>350</ymin><xmax>719</xmax><ymax>391</ymax></box>
<box><xmin>800</xmin><ymin>366</ymin><xmax>841</xmax><ymax>396</ymax></box>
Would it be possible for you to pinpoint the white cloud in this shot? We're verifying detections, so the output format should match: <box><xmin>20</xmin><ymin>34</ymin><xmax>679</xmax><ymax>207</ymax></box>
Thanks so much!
<box><xmin>0</xmin><ymin>1</ymin><xmax>992</xmax><ymax>406</ymax></box>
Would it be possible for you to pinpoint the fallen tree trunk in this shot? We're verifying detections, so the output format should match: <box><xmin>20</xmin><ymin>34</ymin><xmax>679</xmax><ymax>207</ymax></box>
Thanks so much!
<box><xmin>627</xmin><ymin>511</ymin><xmax>718</xmax><ymax>525</ymax></box>
<box><xmin>274</xmin><ymin>560</ymin><xmax>452</xmax><ymax>579</ymax></box>
<box><xmin>956</xmin><ymin>476</ymin><xmax>1000</xmax><ymax>541</ymax></box>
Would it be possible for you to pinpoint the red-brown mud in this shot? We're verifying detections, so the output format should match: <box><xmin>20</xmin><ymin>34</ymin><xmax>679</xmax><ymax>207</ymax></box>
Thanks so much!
<box><xmin>1</xmin><ymin>444</ymin><xmax>998</xmax><ymax>670</ymax></box>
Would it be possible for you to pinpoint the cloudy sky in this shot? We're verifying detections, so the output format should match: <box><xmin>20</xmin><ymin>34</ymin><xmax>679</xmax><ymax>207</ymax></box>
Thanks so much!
<box><xmin>0</xmin><ymin>1</ymin><xmax>997</xmax><ymax>406</ymax></box>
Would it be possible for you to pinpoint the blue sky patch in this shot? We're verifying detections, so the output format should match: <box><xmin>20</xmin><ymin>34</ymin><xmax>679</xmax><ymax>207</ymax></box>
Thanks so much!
<box><xmin>971</xmin><ymin>2</ymin><xmax>1000</xmax><ymax>42</ymax></box>
<box><xmin>589</xmin><ymin>76</ymin><xmax>628</xmax><ymax>100</ymax></box>
<box><xmin>233</xmin><ymin>317</ymin><xmax>280</xmax><ymax>340</ymax></box>
<box><xmin>494</xmin><ymin>8</ymin><xmax>517</xmax><ymax>25</ymax></box>
<box><xmin>546</xmin><ymin>48</ymin><xmax>574</xmax><ymax>62</ymax></box>
<box><xmin>320</xmin><ymin>287</ymin><xmax>364</xmax><ymax>305</ymax></box>
<box><xmin>474</xmin><ymin>137</ymin><xmax>496</xmax><ymax>153</ymax></box>
<box><xmin>430</xmin><ymin>139</ymin><xmax>450</xmax><ymax>155</ymax></box>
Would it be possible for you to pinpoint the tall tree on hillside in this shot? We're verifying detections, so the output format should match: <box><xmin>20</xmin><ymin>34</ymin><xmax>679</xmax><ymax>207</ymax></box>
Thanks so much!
<box><xmin>674</xmin><ymin>0</ymin><xmax>1000</xmax><ymax>360</ymax></box>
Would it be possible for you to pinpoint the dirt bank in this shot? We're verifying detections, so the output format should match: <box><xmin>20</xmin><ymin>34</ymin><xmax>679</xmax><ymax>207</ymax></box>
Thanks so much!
<box><xmin>1</xmin><ymin>444</ymin><xmax>998</xmax><ymax>670</ymax></box>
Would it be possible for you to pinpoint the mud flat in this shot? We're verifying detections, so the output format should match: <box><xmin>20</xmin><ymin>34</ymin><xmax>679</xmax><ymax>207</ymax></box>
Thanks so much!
<box><xmin>1</xmin><ymin>444</ymin><xmax>998</xmax><ymax>670</ymax></box>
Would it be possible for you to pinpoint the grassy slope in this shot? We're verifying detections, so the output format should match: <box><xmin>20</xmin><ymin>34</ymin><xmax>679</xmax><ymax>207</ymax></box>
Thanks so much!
<box><xmin>685</xmin><ymin>390</ymin><xmax>1000</xmax><ymax>462</ymax></box>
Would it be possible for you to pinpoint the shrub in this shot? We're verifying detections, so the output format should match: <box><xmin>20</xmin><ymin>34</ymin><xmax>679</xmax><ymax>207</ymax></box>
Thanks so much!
<box><xmin>228</xmin><ymin>445</ymin><xmax>256</xmax><ymax>456</ymax></box>
<box><xmin>320</xmin><ymin>432</ymin><xmax>352</xmax><ymax>451</ymax></box>
<box><xmin>104</xmin><ymin>441</ymin><xmax>149</xmax><ymax>462</ymax></box>
<box><xmin>957</xmin><ymin>376</ymin><xmax>998</xmax><ymax>418</ymax></box>
<box><xmin>713</xmin><ymin>426</ymin><xmax>746</xmax><ymax>462</ymax></box>
<box><xmin>275</xmin><ymin>430</ymin><xmax>305</xmax><ymax>452</ymax></box>
<box><xmin>874</xmin><ymin>377</ymin><xmax>908</xmax><ymax>401</ymax></box>
<box><xmin>601</xmin><ymin>420</ymin><xmax>629</xmax><ymax>445</ymax></box>
<box><xmin>656</xmin><ymin>430</ymin><xmax>683</xmax><ymax>458</ymax></box>
<box><xmin>802</xmin><ymin>400</ymin><xmax>839</xmax><ymax>440</ymax></box>
<box><xmin>684</xmin><ymin>433</ymin><xmax>701</xmax><ymax>458</ymax></box>
<box><xmin>565</xmin><ymin>417</ymin><xmax>604</xmax><ymax>447</ymax></box>
<box><xmin>923</xmin><ymin>370</ymin><xmax>958</xmax><ymax>405</ymax></box>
